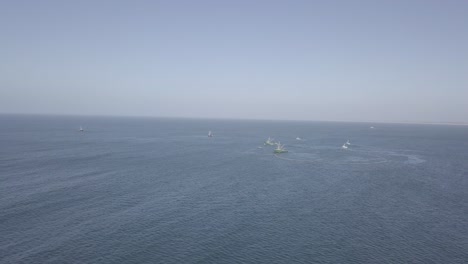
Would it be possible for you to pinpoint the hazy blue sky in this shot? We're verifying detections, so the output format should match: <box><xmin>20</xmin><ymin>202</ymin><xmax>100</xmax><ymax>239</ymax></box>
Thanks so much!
<box><xmin>1</xmin><ymin>0</ymin><xmax>467</xmax><ymax>123</ymax></box>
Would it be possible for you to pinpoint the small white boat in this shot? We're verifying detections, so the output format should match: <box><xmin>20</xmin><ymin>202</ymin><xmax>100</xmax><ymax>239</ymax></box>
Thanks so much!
<box><xmin>370</xmin><ymin>126</ymin><xmax>375</xmax><ymax>129</ymax></box>
<box><xmin>264</xmin><ymin>137</ymin><xmax>275</xmax><ymax>146</ymax></box>
<box><xmin>346</xmin><ymin>140</ymin><xmax>351</xmax><ymax>145</ymax></box>
<box><xmin>296</xmin><ymin>137</ymin><xmax>302</xmax><ymax>140</ymax></box>
<box><xmin>274</xmin><ymin>142</ymin><xmax>288</xmax><ymax>153</ymax></box>
<box><xmin>79</xmin><ymin>126</ymin><xmax>84</xmax><ymax>132</ymax></box>
<box><xmin>208</xmin><ymin>131</ymin><xmax>213</xmax><ymax>137</ymax></box>
<box><xmin>342</xmin><ymin>144</ymin><xmax>348</xmax><ymax>149</ymax></box>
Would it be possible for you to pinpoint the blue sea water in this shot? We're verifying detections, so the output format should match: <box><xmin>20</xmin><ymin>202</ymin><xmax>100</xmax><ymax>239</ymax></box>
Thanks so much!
<box><xmin>1</xmin><ymin>115</ymin><xmax>467</xmax><ymax>264</ymax></box>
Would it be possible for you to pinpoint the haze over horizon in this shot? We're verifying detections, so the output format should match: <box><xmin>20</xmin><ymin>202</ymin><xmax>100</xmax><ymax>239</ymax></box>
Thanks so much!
<box><xmin>1</xmin><ymin>0</ymin><xmax>468</xmax><ymax>123</ymax></box>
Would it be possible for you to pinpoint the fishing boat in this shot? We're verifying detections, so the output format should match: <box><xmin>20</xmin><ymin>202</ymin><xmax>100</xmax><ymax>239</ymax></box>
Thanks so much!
<box><xmin>264</xmin><ymin>137</ymin><xmax>275</xmax><ymax>146</ymax></box>
<box><xmin>274</xmin><ymin>142</ymin><xmax>288</xmax><ymax>153</ymax></box>
<box><xmin>208</xmin><ymin>131</ymin><xmax>213</xmax><ymax>137</ymax></box>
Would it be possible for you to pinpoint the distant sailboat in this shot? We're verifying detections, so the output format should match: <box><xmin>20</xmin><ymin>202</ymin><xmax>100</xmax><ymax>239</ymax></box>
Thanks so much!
<box><xmin>79</xmin><ymin>126</ymin><xmax>84</xmax><ymax>132</ymax></box>
<box><xmin>208</xmin><ymin>131</ymin><xmax>213</xmax><ymax>137</ymax></box>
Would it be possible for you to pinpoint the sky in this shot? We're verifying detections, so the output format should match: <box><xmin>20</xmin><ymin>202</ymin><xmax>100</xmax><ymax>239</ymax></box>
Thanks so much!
<box><xmin>1</xmin><ymin>0</ymin><xmax>468</xmax><ymax>123</ymax></box>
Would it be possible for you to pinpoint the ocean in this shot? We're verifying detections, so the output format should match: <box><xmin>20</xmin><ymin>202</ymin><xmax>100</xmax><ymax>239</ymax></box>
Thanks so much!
<box><xmin>1</xmin><ymin>115</ymin><xmax>467</xmax><ymax>263</ymax></box>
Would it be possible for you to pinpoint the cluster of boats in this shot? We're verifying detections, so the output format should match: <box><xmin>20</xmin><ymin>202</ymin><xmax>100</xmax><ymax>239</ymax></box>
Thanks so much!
<box><xmin>81</xmin><ymin>126</ymin><xmax>351</xmax><ymax>154</ymax></box>
<box><xmin>267</xmin><ymin>137</ymin><xmax>352</xmax><ymax>153</ymax></box>
<box><xmin>264</xmin><ymin>137</ymin><xmax>288</xmax><ymax>154</ymax></box>
<box><xmin>206</xmin><ymin>131</ymin><xmax>351</xmax><ymax>154</ymax></box>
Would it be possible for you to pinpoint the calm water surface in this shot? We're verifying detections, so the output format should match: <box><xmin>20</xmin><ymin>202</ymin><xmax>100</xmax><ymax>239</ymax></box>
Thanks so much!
<box><xmin>1</xmin><ymin>115</ymin><xmax>467</xmax><ymax>263</ymax></box>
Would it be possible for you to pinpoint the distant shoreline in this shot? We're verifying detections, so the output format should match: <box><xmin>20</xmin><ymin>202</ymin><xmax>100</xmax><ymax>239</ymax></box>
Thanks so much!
<box><xmin>1</xmin><ymin>112</ymin><xmax>467</xmax><ymax>126</ymax></box>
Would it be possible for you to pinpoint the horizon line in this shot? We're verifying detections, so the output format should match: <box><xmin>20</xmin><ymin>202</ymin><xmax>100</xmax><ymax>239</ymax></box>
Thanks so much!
<box><xmin>1</xmin><ymin>112</ymin><xmax>468</xmax><ymax>126</ymax></box>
